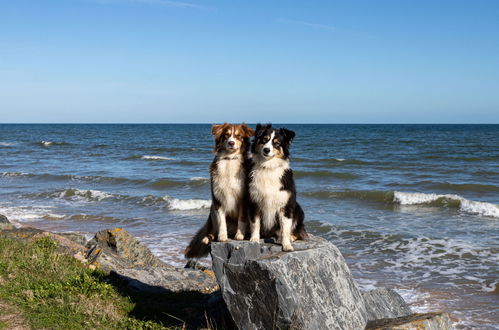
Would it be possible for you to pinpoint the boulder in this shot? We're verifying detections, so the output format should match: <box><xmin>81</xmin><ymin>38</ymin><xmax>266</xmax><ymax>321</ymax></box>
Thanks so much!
<box><xmin>0</xmin><ymin>214</ymin><xmax>14</xmax><ymax>230</ymax></box>
<box><xmin>365</xmin><ymin>312</ymin><xmax>453</xmax><ymax>330</ymax></box>
<box><xmin>210</xmin><ymin>235</ymin><xmax>368</xmax><ymax>330</ymax></box>
<box><xmin>363</xmin><ymin>288</ymin><xmax>412</xmax><ymax>322</ymax></box>
<box><xmin>86</xmin><ymin>228</ymin><xmax>218</xmax><ymax>294</ymax></box>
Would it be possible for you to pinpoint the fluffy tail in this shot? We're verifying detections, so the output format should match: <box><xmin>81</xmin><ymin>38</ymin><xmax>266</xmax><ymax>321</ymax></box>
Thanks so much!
<box><xmin>184</xmin><ymin>215</ymin><xmax>214</xmax><ymax>259</ymax></box>
<box><xmin>294</xmin><ymin>203</ymin><xmax>309</xmax><ymax>240</ymax></box>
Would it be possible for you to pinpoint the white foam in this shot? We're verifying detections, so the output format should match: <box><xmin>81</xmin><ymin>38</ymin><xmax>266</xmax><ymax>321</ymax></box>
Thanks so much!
<box><xmin>40</xmin><ymin>140</ymin><xmax>54</xmax><ymax>146</ymax></box>
<box><xmin>141</xmin><ymin>155</ymin><xmax>174</xmax><ymax>160</ymax></box>
<box><xmin>393</xmin><ymin>191</ymin><xmax>499</xmax><ymax>218</ymax></box>
<box><xmin>0</xmin><ymin>142</ymin><xmax>16</xmax><ymax>146</ymax></box>
<box><xmin>57</xmin><ymin>188</ymin><xmax>114</xmax><ymax>202</ymax></box>
<box><xmin>336</xmin><ymin>158</ymin><xmax>345</xmax><ymax>161</ymax></box>
<box><xmin>163</xmin><ymin>196</ymin><xmax>211</xmax><ymax>210</ymax></box>
<box><xmin>1</xmin><ymin>172</ymin><xmax>30</xmax><ymax>178</ymax></box>
<box><xmin>190</xmin><ymin>177</ymin><xmax>208</xmax><ymax>181</ymax></box>
<box><xmin>0</xmin><ymin>205</ymin><xmax>56</xmax><ymax>224</ymax></box>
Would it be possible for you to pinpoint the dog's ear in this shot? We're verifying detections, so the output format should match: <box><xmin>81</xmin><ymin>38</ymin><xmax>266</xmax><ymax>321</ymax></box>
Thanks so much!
<box><xmin>212</xmin><ymin>123</ymin><xmax>228</xmax><ymax>137</ymax></box>
<box><xmin>255</xmin><ymin>123</ymin><xmax>262</xmax><ymax>131</ymax></box>
<box><xmin>279</xmin><ymin>128</ymin><xmax>295</xmax><ymax>143</ymax></box>
<box><xmin>240</xmin><ymin>123</ymin><xmax>255</xmax><ymax>138</ymax></box>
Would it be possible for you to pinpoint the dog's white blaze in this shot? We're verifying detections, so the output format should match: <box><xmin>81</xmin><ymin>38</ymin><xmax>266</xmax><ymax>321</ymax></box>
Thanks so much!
<box><xmin>249</xmin><ymin>157</ymin><xmax>290</xmax><ymax>232</ymax></box>
<box><xmin>226</xmin><ymin>127</ymin><xmax>238</xmax><ymax>149</ymax></box>
<box><xmin>263</xmin><ymin>130</ymin><xmax>275</xmax><ymax>156</ymax></box>
<box><xmin>212</xmin><ymin>156</ymin><xmax>245</xmax><ymax>218</ymax></box>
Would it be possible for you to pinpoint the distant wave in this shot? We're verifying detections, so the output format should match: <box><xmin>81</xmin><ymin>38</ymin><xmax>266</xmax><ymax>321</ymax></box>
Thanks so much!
<box><xmin>304</xmin><ymin>190</ymin><xmax>499</xmax><ymax>218</ymax></box>
<box><xmin>294</xmin><ymin>170</ymin><xmax>360</xmax><ymax>180</ymax></box>
<box><xmin>430</xmin><ymin>182</ymin><xmax>499</xmax><ymax>193</ymax></box>
<box><xmin>141</xmin><ymin>155</ymin><xmax>175</xmax><ymax>160</ymax></box>
<box><xmin>125</xmin><ymin>155</ymin><xmax>174</xmax><ymax>161</ymax></box>
<box><xmin>0</xmin><ymin>142</ymin><xmax>16</xmax><ymax>146</ymax></box>
<box><xmin>291</xmin><ymin>157</ymin><xmax>370</xmax><ymax>165</ymax></box>
<box><xmin>148</xmin><ymin>177</ymin><xmax>209</xmax><ymax>189</ymax></box>
<box><xmin>29</xmin><ymin>188</ymin><xmax>116</xmax><ymax>202</ymax></box>
<box><xmin>0</xmin><ymin>171</ymin><xmax>149</xmax><ymax>185</ymax></box>
<box><xmin>36</xmin><ymin>141</ymin><xmax>70</xmax><ymax>147</ymax></box>
<box><xmin>1</xmin><ymin>171</ymin><xmax>210</xmax><ymax>190</ymax></box>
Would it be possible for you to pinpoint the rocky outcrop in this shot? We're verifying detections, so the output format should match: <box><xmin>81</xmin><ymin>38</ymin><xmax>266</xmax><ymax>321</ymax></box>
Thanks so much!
<box><xmin>210</xmin><ymin>236</ymin><xmax>368</xmax><ymax>330</ymax></box>
<box><xmin>86</xmin><ymin>228</ymin><xmax>218</xmax><ymax>294</ymax></box>
<box><xmin>366</xmin><ymin>312</ymin><xmax>453</xmax><ymax>330</ymax></box>
<box><xmin>0</xmin><ymin>220</ymin><xmax>85</xmax><ymax>256</ymax></box>
<box><xmin>0</xmin><ymin>214</ymin><xmax>14</xmax><ymax>230</ymax></box>
<box><xmin>363</xmin><ymin>288</ymin><xmax>412</xmax><ymax>322</ymax></box>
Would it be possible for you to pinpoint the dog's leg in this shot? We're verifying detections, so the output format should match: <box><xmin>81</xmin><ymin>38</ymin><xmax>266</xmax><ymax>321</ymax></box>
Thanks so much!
<box><xmin>234</xmin><ymin>207</ymin><xmax>246</xmax><ymax>241</ymax></box>
<box><xmin>215</xmin><ymin>208</ymin><xmax>228</xmax><ymax>242</ymax></box>
<box><xmin>279</xmin><ymin>212</ymin><xmax>294</xmax><ymax>251</ymax></box>
<box><xmin>249</xmin><ymin>214</ymin><xmax>261</xmax><ymax>243</ymax></box>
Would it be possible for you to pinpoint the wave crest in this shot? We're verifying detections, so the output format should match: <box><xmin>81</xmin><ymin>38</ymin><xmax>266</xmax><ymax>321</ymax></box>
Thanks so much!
<box><xmin>163</xmin><ymin>196</ymin><xmax>211</xmax><ymax>210</ymax></box>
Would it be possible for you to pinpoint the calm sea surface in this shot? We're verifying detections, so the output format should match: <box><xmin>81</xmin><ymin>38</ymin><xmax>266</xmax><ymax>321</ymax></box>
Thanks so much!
<box><xmin>1</xmin><ymin>124</ymin><xmax>498</xmax><ymax>328</ymax></box>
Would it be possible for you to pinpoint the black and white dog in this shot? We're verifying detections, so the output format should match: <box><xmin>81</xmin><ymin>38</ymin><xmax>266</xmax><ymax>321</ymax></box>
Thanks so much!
<box><xmin>184</xmin><ymin>123</ymin><xmax>254</xmax><ymax>259</ymax></box>
<box><xmin>248</xmin><ymin>123</ymin><xmax>308</xmax><ymax>251</ymax></box>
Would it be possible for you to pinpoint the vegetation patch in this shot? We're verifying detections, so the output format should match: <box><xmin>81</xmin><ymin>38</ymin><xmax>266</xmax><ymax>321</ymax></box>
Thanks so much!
<box><xmin>0</xmin><ymin>235</ymin><xmax>168</xmax><ymax>329</ymax></box>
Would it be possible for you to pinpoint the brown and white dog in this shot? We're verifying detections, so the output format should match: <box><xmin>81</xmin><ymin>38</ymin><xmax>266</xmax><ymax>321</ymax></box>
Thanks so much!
<box><xmin>184</xmin><ymin>123</ymin><xmax>254</xmax><ymax>259</ymax></box>
<box><xmin>247</xmin><ymin>123</ymin><xmax>308</xmax><ymax>251</ymax></box>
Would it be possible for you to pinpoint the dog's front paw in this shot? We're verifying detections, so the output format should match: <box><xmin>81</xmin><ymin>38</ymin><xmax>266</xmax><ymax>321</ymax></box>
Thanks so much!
<box><xmin>234</xmin><ymin>232</ymin><xmax>244</xmax><ymax>241</ymax></box>
<box><xmin>282</xmin><ymin>243</ymin><xmax>294</xmax><ymax>252</ymax></box>
<box><xmin>249</xmin><ymin>236</ymin><xmax>260</xmax><ymax>243</ymax></box>
<box><xmin>218</xmin><ymin>233</ymin><xmax>228</xmax><ymax>242</ymax></box>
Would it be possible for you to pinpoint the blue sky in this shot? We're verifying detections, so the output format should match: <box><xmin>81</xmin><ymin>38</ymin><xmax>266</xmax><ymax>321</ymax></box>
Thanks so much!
<box><xmin>1</xmin><ymin>0</ymin><xmax>498</xmax><ymax>123</ymax></box>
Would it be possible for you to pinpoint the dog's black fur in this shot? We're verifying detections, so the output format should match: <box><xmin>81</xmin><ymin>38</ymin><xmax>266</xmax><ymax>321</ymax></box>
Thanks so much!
<box><xmin>247</xmin><ymin>123</ymin><xmax>308</xmax><ymax>251</ymax></box>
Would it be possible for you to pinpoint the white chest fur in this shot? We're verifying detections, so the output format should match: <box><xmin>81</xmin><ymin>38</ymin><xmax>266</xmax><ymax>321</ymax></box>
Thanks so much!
<box><xmin>249</xmin><ymin>158</ymin><xmax>290</xmax><ymax>231</ymax></box>
<box><xmin>212</xmin><ymin>157</ymin><xmax>245</xmax><ymax>215</ymax></box>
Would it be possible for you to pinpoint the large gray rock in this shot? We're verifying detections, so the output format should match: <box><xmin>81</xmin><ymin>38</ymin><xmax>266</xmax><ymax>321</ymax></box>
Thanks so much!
<box><xmin>363</xmin><ymin>288</ymin><xmax>412</xmax><ymax>321</ymax></box>
<box><xmin>86</xmin><ymin>228</ymin><xmax>218</xmax><ymax>294</ymax></box>
<box><xmin>366</xmin><ymin>312</ymin><xmax>453</xmax><ymax>330</ymax></box>
<box><xmin>211</xmin><ymin>235</ymin><xmax>368</xmax><ymax>330</ymax></box>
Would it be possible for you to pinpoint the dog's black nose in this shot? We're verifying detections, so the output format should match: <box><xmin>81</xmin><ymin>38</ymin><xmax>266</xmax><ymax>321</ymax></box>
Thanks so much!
<box><xmin>263</xmin><ymin>147</ymin><xmax>270</xmax><ymax>154</ymax></box>
<box><xmin>228</xmin><ymin>141</ymin><xmax>235</xmax><ymax>146</ymax></box>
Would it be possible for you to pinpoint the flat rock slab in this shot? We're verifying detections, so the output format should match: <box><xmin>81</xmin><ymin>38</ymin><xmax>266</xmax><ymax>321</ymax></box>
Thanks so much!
<box><xmin>363</xmin><ymin>288</ymin><xmax>412</xmax><ymax>322</ymax></box>
<box><xmin>86</xmin><ymin>228</ymin><xmax>218</xmax><ymax>294</ymax></box>
<box><xmin>211</xmin><ymin>236</ymin><xmax>368</xmax><ymax>330</ymax></box>
<box><xmin>365</xmin><ymin>312</ymin><xmax>453</xmax><ymax>330</ymax></box>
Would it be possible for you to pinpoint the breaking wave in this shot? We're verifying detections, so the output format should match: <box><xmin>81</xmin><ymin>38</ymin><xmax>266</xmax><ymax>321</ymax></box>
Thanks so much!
<box><xmin>141</xmin><ymin>195</ymin><xmax>211</xmax><ymax>210</ymax></box>
<box><xmin>163</xmin><ymin>196</ymin><xmax>211</xmax><ymax>211</ymax></box>
<box><xmin>125</xmin><ymin>155</ymin><xmax>175</xmax><ymax>161</ymax></box>
<box><xmin>31</xmin><ymin>188</ymin><xmax>116</xmax><ymax>202</ymax></box>
<box><xmin>304</xmin><ymin>190</ymin><xmax>499</xmax><ymax>218</ymax></box>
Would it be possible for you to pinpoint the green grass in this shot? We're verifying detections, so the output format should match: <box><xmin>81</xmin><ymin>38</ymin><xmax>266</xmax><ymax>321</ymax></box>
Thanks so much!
<box><xmin>0</xmin><ymin>235</ymin><xmax>169</xmax><ymax>329</ymax></box>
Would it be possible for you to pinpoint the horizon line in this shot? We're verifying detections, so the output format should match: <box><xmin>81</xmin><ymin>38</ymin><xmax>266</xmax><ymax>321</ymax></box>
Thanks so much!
<box><xmin>1</xmin><ymin>122</ymin><xmax>498</xmax><ymax>125</ymax></box>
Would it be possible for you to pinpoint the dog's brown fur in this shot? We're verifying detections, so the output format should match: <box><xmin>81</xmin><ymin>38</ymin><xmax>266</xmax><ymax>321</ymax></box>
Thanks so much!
<box><xmin>184</xmin><ymin>123</ymin><xmax>254</xmax><ymax>259</ymax></box>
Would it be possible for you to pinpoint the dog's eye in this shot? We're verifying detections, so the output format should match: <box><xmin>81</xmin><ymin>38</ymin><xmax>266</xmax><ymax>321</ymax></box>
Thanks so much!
<box><xmin>274</xmin><ymin>142</ymin><xmax>280</xmax><ymax>147</ymax></box>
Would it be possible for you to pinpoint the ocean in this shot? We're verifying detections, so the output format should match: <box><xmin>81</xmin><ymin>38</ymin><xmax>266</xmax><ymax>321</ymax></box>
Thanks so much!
<box><xmin>0</xmin><ymin>124</ymin><xmax>498</xmax><ymax>328</ymax></box>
